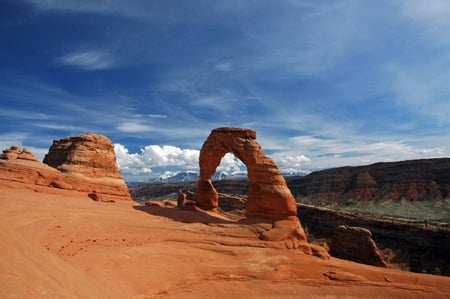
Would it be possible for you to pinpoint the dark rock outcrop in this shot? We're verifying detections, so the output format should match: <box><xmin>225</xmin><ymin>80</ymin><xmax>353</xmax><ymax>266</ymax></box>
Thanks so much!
<box><xmin>298</xmin><ymin>204</ymin><xmax>450</xmax><ymax>276</ymax></box>
<box><xmin>330</xmin><ymin>225</ymin><xmax>387</xmax><ymax>267</ymax></box>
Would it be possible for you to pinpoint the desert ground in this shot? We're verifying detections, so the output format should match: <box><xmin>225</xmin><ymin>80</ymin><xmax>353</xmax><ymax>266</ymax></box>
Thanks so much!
<box><xmin>1</xmin><ymin>183</ymin><xmax>450</xmax><ymax>298</ymax></box>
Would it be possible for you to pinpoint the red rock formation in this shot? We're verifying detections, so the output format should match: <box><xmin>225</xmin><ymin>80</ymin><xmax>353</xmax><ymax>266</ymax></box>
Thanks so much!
<box><xmin>330</xmin><ymin>225</ymin><xmax>388</xmax><ymax>267</ymax></box>
<box><xmin>0</xmin><ymin>133</ymin><xmax>131</xmax><ymax>201</ymax></box>
<box><xmin>43</xmin><ymin>133</ymin><xmax>131</xmax><ymax>201</ymax></box>
<box><xmin>1</xmin><ymin>145</ymin><xmax>39</xmax><ymax>162</ymax></box>
<box><xmin>0</xmin><ymin>145</ymin><xmax>63</xmax><ymax>188</ymax></box>
<box><xmin>44</xmin><ymin>133</ymin><xmax>121</xmax><ymax>178</ymax></box>
<box><xmin>193</xmin><ymin>127</ymin><xmax>326</xmax><ymax>256</ymax></box>
<box><xmin>195</xmin><ymin>128</ymin><xmax>298</xmax><ymax>218</ymax></box>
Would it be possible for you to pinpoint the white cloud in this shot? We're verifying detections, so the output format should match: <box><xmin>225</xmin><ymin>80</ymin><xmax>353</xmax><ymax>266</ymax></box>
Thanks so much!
<box><xmin>114</xmin><ymin>143</ymin><xmax>149</xmax><ymax>174</ymax></box>
<box><xmin>284</xmin><ymin>134</ymin><xmax>449</xmax><ymax>171</ymax></box>
<box><xmin>140</xmin><ymin>145</ymin><xmax>199</xmax><ymax>168</ymax></box>
<box><xmin>116</xmin><ymin>121</ymin><xmax>154</xmax><ymax>133</ymax></box>
<box><xmin>402</xmin><ymin>0</ymin><xmax>450</xmax><ymax>28</ymax></box>
<box><xmin>190</xmin><ymin>95</ymin><xmax>234</xmax><ymax>112</ymax></box>
<box><xmin>26</xmin><ymin>0</ymin><xmax>148</xmax><ymax>18</ymax></box>
<box><xmin>215</xmin><ymin>61</ymin><xmax>233</xmax><ymax>72</ymax></box>
<box><xmin>114</xmin><ymin>143</ymin><xmax>246</xmax><ymax>181</ymax></box>
<box><xmin>57</xmin><ymin>50</ymin><xmax>116</xmax><ymax>71</ymax></box>
<box><xmin>275</xmin><ymin>154</ymin><xmax>311</xmax><ymax>174</ymax></box>
<box><xmin>0</xmin><ymin>133</ymin><xmax>28</xmax><ymax>152</ymax></box>
<box><xmin>147</xmin><ymin>114</ymin><xmax>168</xmax><ymax>119</ymax></box>
<box><xmin>384</xmin><ymin>63</ymin><xmax>450</xmax><ymax>123</ymax></box>
<box><xmin>216</xmin><ymin>153</ymin><xmax>245</xmax><ymax>174</ymax></box>
<box><xmin>0</xmin><ymin>109</ymin><xmax>51</xmax><ymax>121</ymax></box>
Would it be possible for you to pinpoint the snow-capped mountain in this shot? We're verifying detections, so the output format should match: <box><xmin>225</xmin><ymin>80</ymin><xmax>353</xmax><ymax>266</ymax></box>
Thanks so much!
<box><xmin>147</xmin><ymin>170</ymin><xmax>305</xmax><ymax>183</ymax></box>
<box><xmin>149</xmin><ymin>171</ymin><xmax>198</xmax><ymax>183</ymax></box>
<box><xmin>149</xmin><ymin>171</ymin><xmax>248</xmax><ymax>183</ymax></box>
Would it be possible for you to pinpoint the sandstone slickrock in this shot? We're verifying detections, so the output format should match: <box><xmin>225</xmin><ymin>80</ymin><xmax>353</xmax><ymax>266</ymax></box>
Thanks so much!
<box><xmin>330</xmin><ymin>225</ymin><xmax>388</xmax><ymax>267</ymax></box>
<box><xmin>193</xmin><ymin>127</ymin><xmax>328</xmax><ymax>257</ymax></box>
<box><xmin>0</xmin><ymin>145</ymin><xmax>63</xmax><ymax>188</ymax></box>
<box><xmin>0</xmin><ymin>133</ymin><xmax>131</xmax><ymax>201</ymax></box>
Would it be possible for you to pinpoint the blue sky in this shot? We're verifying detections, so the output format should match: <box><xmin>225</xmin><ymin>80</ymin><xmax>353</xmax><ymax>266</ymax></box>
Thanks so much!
<box><xmin>1</xmin><ymin>0</ymin><xmax>449</xmax><ymax>181</ymax></box>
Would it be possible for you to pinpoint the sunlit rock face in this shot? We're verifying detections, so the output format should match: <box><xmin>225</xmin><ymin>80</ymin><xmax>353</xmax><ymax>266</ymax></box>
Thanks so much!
<box><xmin>43</xmin><ymin>133</ymin><xmax>131</xmax><ymax>201</ymax></box>
<box><xmin>44</xmin><ymin>133</ymin><xmax>122</xmax><ymax>179</ymax></box>
<box><xmin>195</xmin><ymin>127</ymin><xmax>298</xmax><ymax>219</ymax></box>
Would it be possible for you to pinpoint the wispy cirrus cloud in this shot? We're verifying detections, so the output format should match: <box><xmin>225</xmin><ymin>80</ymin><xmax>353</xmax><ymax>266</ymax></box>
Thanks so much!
<box><xmin>25</xmin><ymin>0</ymin><xmax>149</xmax><ymax>18</ymax></box>
<box><xmin>281</xmin><ymin>134</ymin><xmax>449</xmax><ymax>171</ymax></box>
<box><xmin>215</xmin><ymin>61</ymin><xmax>233</xmax><ymax>72</ymax></box>
<box><xmin>4</xmin><ymin>0</ymin><xmax>450</xmax><ymax>183</ymax></box>
<box><xmin>56</xmin><ymin>50</ymin><xmax>117</xmax><ymax>71</ymax></box>
<box><xmin>116</xmin><ymin>121</ymin><xmax>154</xmax><ymax>133</ymax></box>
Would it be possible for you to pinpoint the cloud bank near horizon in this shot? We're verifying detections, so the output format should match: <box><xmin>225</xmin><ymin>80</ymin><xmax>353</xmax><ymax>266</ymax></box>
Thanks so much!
<box><xmin>113</xmin><ymin>135</ymin><xmax>448</xmax><ymax>182</ymax></box>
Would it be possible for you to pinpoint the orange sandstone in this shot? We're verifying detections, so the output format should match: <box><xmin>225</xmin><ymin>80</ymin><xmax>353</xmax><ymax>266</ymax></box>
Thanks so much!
<box><xmin>194</xmin><ymin>127</ymin><xmax>325</xmax><ymax>256</ymax></box>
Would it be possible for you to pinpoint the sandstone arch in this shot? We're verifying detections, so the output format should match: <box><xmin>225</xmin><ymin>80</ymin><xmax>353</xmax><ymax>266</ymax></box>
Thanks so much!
<box><xmin>195</xmin><ymin>127</ymin><xmax>302</xmax><ymax>236</ymax></box>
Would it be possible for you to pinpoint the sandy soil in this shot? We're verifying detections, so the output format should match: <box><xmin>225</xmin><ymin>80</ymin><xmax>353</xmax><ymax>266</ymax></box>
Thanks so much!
<box><xmin>1</xmin><ymin>184</ymin><xmax>450</xmax><ymax>298</ymax></box>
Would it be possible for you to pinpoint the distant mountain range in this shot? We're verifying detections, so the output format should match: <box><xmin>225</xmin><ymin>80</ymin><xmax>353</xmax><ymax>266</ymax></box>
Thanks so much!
<box><xmin>129</xmin><ymin>158</ymin><xmax>450</xmax><ymax>204</ymax></box>
<box><xmin>133</xmin><ymin>170</ymin><xmax>308</xmax><ymax>184</ymax></box>
<box><xmin>146</xmin><ymin>171</ymin><xmax>245</xmax><ymax>183</ymax></box>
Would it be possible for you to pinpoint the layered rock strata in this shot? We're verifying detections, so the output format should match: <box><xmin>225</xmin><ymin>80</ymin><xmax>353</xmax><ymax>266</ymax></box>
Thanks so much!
<box><xmin>43</xmin><ymin>133</ymin><xmax>131</xmax><ymax>201</ymax></box>
<box><xmin>289</xmin><ymin>158</ymin><xmax>450</xmax><ymax>203</ymax></box>
<box><xmin>1</xmin><ymin>145</ymin><xmax>39</xmax><ymax>162</ymax></box>
<box><xmin>0</xmin><ymin>133</ymin><xmax>131</xmax><ymax>201</ymax></box>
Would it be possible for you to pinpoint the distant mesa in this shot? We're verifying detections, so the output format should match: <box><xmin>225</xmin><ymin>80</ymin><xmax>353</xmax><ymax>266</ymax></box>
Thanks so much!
<box><xmin>289</xmin><ymin>158</ymin><xmax>450</xmax><ymax>203</ymax></box>
<box><xmin>193</xmin><ymin>127</ymin><xmax>329</xmax><ymax>258</ymax></box>
<box><xmin>0</xmin><ymin>133</ymin><xmax>131</xmax><ymax>201</ymax></box>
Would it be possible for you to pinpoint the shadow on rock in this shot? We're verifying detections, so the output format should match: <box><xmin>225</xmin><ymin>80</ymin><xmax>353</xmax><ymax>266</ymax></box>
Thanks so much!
<box><xmin>133</xmin><ymin>205</ymin><xmax>238</xmax><ymax>225</ymax></box>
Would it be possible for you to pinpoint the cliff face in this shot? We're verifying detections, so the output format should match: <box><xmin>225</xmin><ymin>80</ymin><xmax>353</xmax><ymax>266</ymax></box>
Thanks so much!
<box><xmin>289</xmin><ymin>158</ymin><xmax>450</xmax><ymax>202</ymax></box>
